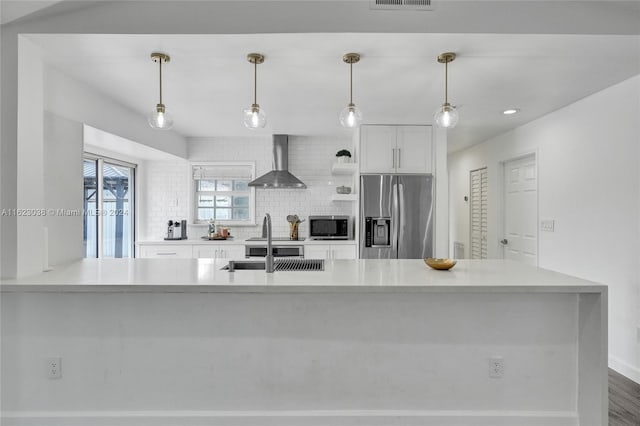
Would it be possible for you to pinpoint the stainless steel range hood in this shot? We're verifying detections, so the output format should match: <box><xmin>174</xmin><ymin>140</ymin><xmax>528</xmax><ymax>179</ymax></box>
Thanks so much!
<box><xmin>248</xmin><ymin>135</ymin><xmax>307</xmax><ymax>189</ymax></box>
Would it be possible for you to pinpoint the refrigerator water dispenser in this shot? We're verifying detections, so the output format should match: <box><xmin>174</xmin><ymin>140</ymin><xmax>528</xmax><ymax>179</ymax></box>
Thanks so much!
<box><xmin>365</xmin><ymin>217</ymin><xmax>391</xmax><ymax>247</ymax></box>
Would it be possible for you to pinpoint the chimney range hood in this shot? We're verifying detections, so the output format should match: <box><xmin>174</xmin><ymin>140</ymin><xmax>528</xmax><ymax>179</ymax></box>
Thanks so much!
<box><xmin>248</xmin><ymin>135</ymin><xmax>307</xmax><ymax>189</ymax></box>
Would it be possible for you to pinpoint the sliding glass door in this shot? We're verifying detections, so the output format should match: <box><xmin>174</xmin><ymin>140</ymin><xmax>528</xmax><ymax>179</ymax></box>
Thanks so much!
<box><xmin>83</xmin><ymin>155</ymin><xmax>135</xmax><ymax>258</ymax></box>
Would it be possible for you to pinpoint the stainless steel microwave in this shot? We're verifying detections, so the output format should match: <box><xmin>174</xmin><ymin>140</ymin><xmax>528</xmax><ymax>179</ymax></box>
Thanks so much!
<box><xmin>308</xmin><ymin>216</ymin><xmax>353</xmax><ymax>240</ymax></box>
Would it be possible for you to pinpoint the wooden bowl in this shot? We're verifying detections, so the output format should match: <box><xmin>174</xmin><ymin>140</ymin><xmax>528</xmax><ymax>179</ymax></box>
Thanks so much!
<box><xmin>424</xmin><ymin>258</ymin><xmax>457</xmax><ymax>270</ymax></box>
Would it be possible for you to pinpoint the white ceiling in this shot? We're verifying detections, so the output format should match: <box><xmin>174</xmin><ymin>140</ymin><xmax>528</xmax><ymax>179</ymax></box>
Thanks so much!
<box><xmin>8</xmin><ymin>1</ymin><xmax>640</xmax><ymax>153</ymax></box>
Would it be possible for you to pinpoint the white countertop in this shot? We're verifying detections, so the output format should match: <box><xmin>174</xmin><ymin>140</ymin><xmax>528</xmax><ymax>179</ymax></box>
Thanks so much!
<box><xmin>0</xmin><ymin>259</ymin><xmax>606</xmax><ymax>294</ymax></box>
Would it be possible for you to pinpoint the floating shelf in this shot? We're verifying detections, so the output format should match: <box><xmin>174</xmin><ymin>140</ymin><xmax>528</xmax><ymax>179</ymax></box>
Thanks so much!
<box><xmin>331</xmin><ymin>194</ymin><xmax>358</xmax><ymax>202</ymax></box>
<box><xmin>331</xmin><ymin>162</ymin><xmax>358</xmax><ymax>175</ymax></box>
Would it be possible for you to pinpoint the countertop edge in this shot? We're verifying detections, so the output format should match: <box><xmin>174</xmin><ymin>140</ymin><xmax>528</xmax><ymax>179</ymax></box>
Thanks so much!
<box><xmin>0</xmin><ymin>284</ymin><xmax>608</xmax><ymax>294</ymax></box>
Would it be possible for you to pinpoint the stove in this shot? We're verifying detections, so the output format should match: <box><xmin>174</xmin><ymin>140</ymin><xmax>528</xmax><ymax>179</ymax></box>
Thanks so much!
<box><xmin>244</xmin><ymin>236</ymin><xmax>305</xmax><ymax>258</ymax></box>
<box><xmin>245</xmin><ymin>237</ymin><xmax>305</xmax><ymax>241</ymax></box>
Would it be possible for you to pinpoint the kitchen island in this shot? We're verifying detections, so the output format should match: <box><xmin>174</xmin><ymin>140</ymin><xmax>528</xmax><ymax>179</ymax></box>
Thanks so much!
<box><xmin>1</xmin><ymin>259</ymin><xmax>607</xmax><ymax>426</ymax></box>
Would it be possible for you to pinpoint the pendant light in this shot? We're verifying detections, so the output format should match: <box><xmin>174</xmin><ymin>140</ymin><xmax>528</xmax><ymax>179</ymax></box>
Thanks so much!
<box><xmin>243</xmin><ymin>53</ymin><xmax>267</xmax><ymax>129</ymax></box>
<box><xmin>147</xmin><ymin>52</ymin><xmax>174</xmax><ymax>130</ymax></box>
<box><xmin>433</xmin><ymin>52</ymin><xmax>459</xmax><ymax>129</ymax></box>
<box><xmin>339</xmin><ymin>53</ymin><xmax>363</xmax><ymax>128</ymax></box>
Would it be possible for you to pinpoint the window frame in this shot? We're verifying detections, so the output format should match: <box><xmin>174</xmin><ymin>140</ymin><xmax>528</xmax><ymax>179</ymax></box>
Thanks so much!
<box><xmin>189</xmin><ymin>162</ymin><xmax>256</xmax><ymax>226</ymax></box>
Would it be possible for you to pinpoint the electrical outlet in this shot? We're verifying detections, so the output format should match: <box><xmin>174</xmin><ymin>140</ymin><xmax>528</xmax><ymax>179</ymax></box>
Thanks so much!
<box><xmin>540</xmin><ymin>219</ymin><xmax>555</xmax><ymax>232</ymax></box>
<box><xmin>489</xmin><ymin>356</ymin><xmax>504</xmax><ymax>378</ymax></box>
<box><xmin>46</xmin><ymin>357</ymin><xmax>62</xmax><ymax>379</ymax></box>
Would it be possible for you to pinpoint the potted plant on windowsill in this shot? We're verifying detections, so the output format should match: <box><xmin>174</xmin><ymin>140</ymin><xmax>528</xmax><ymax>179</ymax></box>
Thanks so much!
<box><xmin>336</xmin><ymin>149</ymin><xmax>352</xmax><ymax>163</ymax></box>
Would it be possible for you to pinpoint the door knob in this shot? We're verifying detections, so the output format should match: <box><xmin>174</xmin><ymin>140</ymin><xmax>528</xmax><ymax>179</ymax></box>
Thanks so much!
<box><xmin>500</xmin><ymin>239</ymin><xmax>508</xmax><ymax>245</ymax></box>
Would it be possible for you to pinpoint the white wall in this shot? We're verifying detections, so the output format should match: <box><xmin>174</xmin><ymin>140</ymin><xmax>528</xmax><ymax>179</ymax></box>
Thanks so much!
<box><xmin>44</xmin><ymin>65</ymin><xmax>187</xmax><ymax>159</ymax></box>
<box><xmin>140</xmin><ymin>135</ymin><xmax>356</xmax><ymax>240</ymax></box>
<box><xmin>43</xmin><ymin>112</ymin><xmax>84</xmax><ymax>267</ymax></box>
<box><xmin>449</xmin><ymin>75</ymin><xmax>640</xmax><ymax>382</ymax></box>
<box><xmin>15</xmin><ymin>36</ymin><xmax>45</xmax><ymax>277</ymax></box>
<box><xmin>1</xmin><ymin>290</ymin><xmax>584</xmax><ymax>426</ymax></box>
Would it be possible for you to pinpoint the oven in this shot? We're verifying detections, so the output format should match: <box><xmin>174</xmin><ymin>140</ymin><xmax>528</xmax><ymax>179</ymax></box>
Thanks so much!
<box><xmin>245</xmin><ymin>244</ymin><xmax>304</xmax><ymax>258</ymax></box>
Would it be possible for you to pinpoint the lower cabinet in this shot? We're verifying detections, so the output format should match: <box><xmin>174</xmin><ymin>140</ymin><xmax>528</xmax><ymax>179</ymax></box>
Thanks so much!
<box><xmin>193</xmin><ymin>245</ymin><xmax>245</xmax><ymax>260</ymax></box>
<box><xmin>138</xmin><ymin>243</ymin><xmax>356</xmax><ymax>260</ymax></box>
<box><xmin>139</xmin><ymin>244</ymin><xmax>193</xmax><ymax>259</ymax></box>
<box><xmin>305</xmin><ymin>244</ymin><xmax>357</xmax><ymax>260</ymax></box>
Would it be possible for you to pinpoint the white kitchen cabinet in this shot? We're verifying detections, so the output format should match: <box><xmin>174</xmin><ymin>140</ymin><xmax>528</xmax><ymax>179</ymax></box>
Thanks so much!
<box><xmin>193</xmin><ymin>244</ymin><xmax>244</xmax><ymax>260</ymax></box>
<box><xmin>139</xmin><ymin>244</ymin><xmax>193</xmax><ymax>259</ymax></box>
<box><xmin>360</xmin><ymin>125</ymin><xmax>396</xmax><ymax>173</ymax></box>
<box><xmin>305</xmin><ymin>244</ymin><xmax>357</xmax><ymax>260</ymax></box>
<box><xmin>360</xmin><ymin>125</ymin><xmax>432</xmax><ymax>174</ymax></box>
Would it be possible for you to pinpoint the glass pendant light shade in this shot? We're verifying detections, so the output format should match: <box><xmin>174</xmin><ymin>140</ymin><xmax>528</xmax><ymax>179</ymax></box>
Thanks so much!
<box><xmin>339</xmin><ymin>103</ymin><xmax>363</xmax><ymax>128</ymax></box>
<box><xmin>148</xmin><ymin>103</ymin><xmax>174</xmax><ymax>130</ymax></box>
<box><xmin>243</xmin><ymin>104</ymin><xmax>267</xmax><ymax>129</ymax></box>
<box><xmin>433</xmin><ymin>103</ymin><xmax>459</xmax><ymax>129</ymax></box>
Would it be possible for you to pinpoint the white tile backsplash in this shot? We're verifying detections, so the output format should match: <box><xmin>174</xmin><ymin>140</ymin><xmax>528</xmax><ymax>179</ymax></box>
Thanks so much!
<box><xmin>139</xmin><ymin>135</ymin><xmax>356</xmax><ymax>240</ymax></box>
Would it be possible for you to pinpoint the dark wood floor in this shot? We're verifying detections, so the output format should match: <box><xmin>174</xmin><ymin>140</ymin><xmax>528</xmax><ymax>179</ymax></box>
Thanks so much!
<box><xmin>610</xmin><ymin>368</ymin><xmax>640</xmax><ymax>425</ymax></box>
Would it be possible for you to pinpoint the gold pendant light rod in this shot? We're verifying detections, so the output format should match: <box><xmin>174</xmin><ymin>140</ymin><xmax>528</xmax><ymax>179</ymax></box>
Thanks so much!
<box><xmin>343</xmin><ymin>53</ymin><xmax>360</xmax><ymax>106</ymax></box>
<box><xmin>151</xmin><ymin>52</ymin><xmax>170</xmax><ymax>106</ymax></box>
<box><xmin>247</xmin><ymin>53</ymin><xmax>265</xmax><ymax>107</ymax></box>
<box><xmin>437</xmin><ymin>52</ymin><xmax>456</xmax><ymax>105</ymax></box>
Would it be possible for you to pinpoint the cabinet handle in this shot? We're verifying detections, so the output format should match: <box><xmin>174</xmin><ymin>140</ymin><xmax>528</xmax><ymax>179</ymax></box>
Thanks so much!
<box><xmin>398</xmin><ymin>148</ymin><xmax>401</xmax><ymax>169</ymax></box>
<box><xmin>156</xmin><ymin>252</ymin><xmax>177</xmax><ymax>256</ymax></box>
<box><xmin>392</xmin><ymin>148</ymin><xmax>396</xmax><ymax>168</ymax></box>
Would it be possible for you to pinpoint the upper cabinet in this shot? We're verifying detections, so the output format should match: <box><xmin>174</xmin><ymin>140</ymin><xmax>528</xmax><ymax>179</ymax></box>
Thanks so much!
<box><xmin>360</xmin><ymin>125</ymin><xmax>432</xmax><ymax>174</ymax></box>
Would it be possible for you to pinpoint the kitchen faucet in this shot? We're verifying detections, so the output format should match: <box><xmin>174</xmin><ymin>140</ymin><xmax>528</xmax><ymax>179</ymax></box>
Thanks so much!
<box><xmin>261</xmin><ymin>215</ymin><xmax>268</xmax><ymax>238</ymax></box>
<box><xmin>264</xmin><ymin>213</ymin><xmax>274</xmax><ymax>273</ymax></box>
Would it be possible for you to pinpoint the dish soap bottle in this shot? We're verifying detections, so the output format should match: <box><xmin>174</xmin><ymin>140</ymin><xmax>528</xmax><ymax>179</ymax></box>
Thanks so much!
<box><xmin>208</xmin><ymin>219</ymin><xmax>216</xmax><ymax>238</ymax></box>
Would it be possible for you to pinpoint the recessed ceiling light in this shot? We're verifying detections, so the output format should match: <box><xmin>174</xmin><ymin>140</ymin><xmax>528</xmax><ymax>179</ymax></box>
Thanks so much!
<box><xmin>503</xmin><ymin>108</ymin><xmax>520</xmax><ymax>115</ymax></box>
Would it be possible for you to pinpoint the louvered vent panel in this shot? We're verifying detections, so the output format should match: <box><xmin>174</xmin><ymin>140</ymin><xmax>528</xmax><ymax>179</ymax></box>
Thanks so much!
<box><xmin>370</xmin><ymin>0</ymin><xmax>433</xmax><ymax>10</ymax></box>
<box><xmin>470</xmin><ymin>168</ymin><xmax>488</xmax><ymax>260</ymax></box>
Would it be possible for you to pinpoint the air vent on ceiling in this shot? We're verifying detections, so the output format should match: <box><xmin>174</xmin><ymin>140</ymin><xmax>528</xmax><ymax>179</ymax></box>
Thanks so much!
<box><xmin>370</xmin><ymin>0</ymin><xmax>433</xmax><ymax>11</ymax></box>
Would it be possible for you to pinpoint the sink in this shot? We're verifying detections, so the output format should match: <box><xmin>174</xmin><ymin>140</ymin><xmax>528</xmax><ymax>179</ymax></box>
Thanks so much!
<box><xmin>221</xmin><ymin>261</ymin><xmax>265</xmax><ymax>271</ymax></box>
<box><xmin>221</xmin><ymin>259</ymin><xmax>324</xmax><ymax>272</ymax></box>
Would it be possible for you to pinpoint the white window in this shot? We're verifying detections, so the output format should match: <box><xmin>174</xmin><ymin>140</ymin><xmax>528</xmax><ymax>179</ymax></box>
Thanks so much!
<box><xmin>191</xmin><ymin>162</ymin><xmax>256</xmax><ymax>225</ymax></box>
<box><xmin>84</xmin><ymin>154</ymin><xmax>136</xmax><ymax>258</ymax></box>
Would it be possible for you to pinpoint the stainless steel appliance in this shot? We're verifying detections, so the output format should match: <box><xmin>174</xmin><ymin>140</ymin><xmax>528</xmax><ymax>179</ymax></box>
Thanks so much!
<box><xmin>308</xmin><ymin>215</ymin><xmax>353</xmax><ymax>240</ymax></box>
<box><xmin>360</xmin><ymin>174</ymin><xmax>433</xmax><ymax>259</ymax></box>
<box><xmin>164</xmin><ymin>219</ymin><xmax>187</xmax><ymax>240</ymax></box>
<box><xmin>248</xmin><ymin>135</ymin><xmax>306</xmax><ymax>189</ymax></box>
<box><xmin>245</xmin><ymin>244</ymin><xmax>304</xmax><ymax>258</ymax></box>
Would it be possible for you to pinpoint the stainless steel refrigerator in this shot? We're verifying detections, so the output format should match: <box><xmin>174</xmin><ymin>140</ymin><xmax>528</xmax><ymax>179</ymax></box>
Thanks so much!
<box><xmin>360</xmin><ymin>174</ymin><xmax>434</xmax><ymax>259</ymax></box>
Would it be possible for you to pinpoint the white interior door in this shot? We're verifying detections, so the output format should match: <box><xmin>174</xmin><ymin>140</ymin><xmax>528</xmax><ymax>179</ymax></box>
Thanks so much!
<box><xmin>470</xmin><ymin>167</ymin><xmax>488</xmax><ymax>259</ymax></box>
<box><xmin>502</xmin><ymin>154</ymin><xmax>537</xmax><ymax>265</ymax></box>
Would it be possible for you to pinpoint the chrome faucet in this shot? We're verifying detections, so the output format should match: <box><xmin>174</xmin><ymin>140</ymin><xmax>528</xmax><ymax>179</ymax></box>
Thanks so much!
<box><xmin>261</xmin><ymin>215</ymin><xmax>268</xmax><ymax>238</ymax></box>
<box><xmin>264</xmin><ymin>213</ymin><xmax>274</xmax><ymax>273</ymax></box>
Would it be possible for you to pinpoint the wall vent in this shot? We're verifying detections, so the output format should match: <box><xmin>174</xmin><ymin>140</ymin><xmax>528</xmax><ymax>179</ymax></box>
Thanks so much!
<box><xmin>370</xmin><ymin>0</ymin><xmax>433</xmax><ymax>11</ymax></box>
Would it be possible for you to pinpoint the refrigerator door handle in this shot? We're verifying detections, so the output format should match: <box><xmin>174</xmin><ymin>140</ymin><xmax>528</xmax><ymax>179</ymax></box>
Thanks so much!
<box><xmin>392</xmin><ymin>182</ymin><xmax>400</xmax><ymax>256</ymax></box>
<box><xmin>392</xmin><ymin>148</ymin><xmax>396</xmax><ymax>169</ymax></box>
<box><xmin>397</xmin><ymin>148</ymin><xmax>401</xmax><ymax>169</ymax></box>
<box><xmin>396</xmin><ymin>182</ymin><xmax>404</xmax><ymax>253</ymax></box>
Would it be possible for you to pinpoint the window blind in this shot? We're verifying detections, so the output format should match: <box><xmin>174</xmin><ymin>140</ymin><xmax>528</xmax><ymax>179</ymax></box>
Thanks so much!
<box><xmin>192</xmin><ymin>165</ymin><xmax>253</xmax><ymax>180</ymax></box>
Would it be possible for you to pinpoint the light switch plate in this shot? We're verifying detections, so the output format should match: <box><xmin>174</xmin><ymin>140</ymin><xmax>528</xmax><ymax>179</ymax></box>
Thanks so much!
<box><xmin>540</xmin><ymin>219</ymin><xmax>555</xmax><ymax>232</ymax></box>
